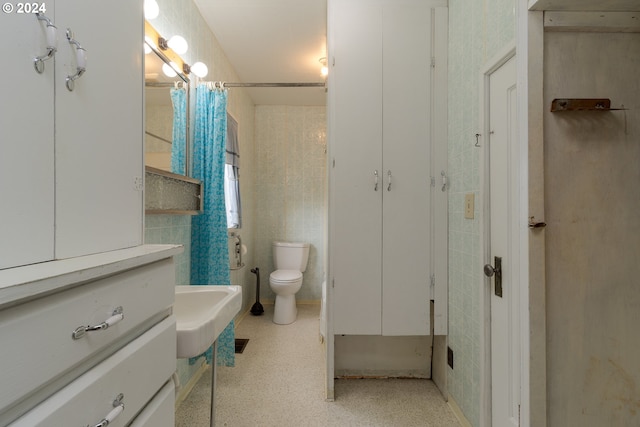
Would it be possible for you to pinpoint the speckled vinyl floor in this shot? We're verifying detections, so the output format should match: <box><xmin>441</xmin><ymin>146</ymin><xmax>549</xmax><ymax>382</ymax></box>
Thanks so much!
<box><xmin>176</xmin><ymin>303</ymin><xmax>461</xmax><ymax>427</ymax></box>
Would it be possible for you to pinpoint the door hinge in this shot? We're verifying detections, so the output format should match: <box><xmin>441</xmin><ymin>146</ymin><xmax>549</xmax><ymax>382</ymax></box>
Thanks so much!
<box><xmin>430</xmin><ymin>274</ymin><xmax>435</xmax><ymax>300</ymax></box>
<box><xmin>431</xmin><ymin>56</ymin><xmax>436</xmax><ymax>68</ymax></box>
<box><xmin>518</xmin><ymin>404</ymin><xmax>521</xmax><ymax>426</ymax></box>
<box><xmin>133</xmin><ymin>176</ymin><xmax>143</xmax><ymax>191</ymax></box>
<box><xmin>332</xmin><ymin>278</ymin><xmax>335</xmax><ymax>288</ymax></box>
<box><xmin>440</xmin><ymin>171</ymin><xmax>448</xmax><ymax>192</ymax></box>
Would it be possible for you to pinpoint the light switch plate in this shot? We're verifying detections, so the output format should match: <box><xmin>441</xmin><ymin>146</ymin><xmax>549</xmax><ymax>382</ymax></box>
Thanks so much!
<box><xmin>464</xmin><ymin>193</ymin><xmax>474</xmax><ymax>219</ymax></box>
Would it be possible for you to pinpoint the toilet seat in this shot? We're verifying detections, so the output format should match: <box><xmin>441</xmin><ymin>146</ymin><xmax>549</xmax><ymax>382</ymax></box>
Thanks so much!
<box><xmin>270</xmin><ymin>269</ymin><xmax>302</xmax><ymax>284</ymax></box>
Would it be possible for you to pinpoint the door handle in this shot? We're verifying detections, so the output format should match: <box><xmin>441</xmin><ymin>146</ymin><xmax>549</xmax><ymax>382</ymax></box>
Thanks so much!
<box><xmin>387</xmin><ymin>170</ymin><xmax>392</xmax><ymax>191</ymax></box>
<box><xmin>373</xmin><ymin>170</ymin><xmax>378</xmax><ymax>191</ymax></box>
<box><xmin>484</xmin><ymin>256</ymin><xmax>502</xmax><ymax>297</ymax></box>
<box><xmin>65</xmin><ymin>28</ymin><xmax>87</xmax><ymax>91</ymax></box>
<box><xmin>34</xmin><ymin>13</ymin><xmax>58</xmax><ymax>74</ymax></box>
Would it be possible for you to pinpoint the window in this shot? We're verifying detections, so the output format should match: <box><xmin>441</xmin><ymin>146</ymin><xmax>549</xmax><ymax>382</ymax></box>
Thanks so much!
<box><xmin>224</xmin><ymin>113</ymin><xmax>242</xmax><ymax>228</ymax></box>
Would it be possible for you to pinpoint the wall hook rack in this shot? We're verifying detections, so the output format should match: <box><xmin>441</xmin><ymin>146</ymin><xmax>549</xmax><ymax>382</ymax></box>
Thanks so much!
<box><xmin>550</xmin><ymin>98</ymin><xmax>627</xmax><ymax>112</ymax></box>
<box><xmin>528</xmin><ymin>216</ymin><xmax>547</xmax><ymax>229</ymax></box>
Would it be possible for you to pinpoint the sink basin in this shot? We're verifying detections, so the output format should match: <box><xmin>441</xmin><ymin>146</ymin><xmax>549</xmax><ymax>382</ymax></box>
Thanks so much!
<box><xmin>174</xmin><ymin>285</ymin><xmax>242</xmax><ymax>358</ymax></box>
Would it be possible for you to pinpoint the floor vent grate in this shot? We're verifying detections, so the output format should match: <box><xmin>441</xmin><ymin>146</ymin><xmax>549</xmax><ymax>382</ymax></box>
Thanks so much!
<box><xmin>235</xmin><ymin>338</ymin><xmax>249</xmax><ymax>354</ymax></box>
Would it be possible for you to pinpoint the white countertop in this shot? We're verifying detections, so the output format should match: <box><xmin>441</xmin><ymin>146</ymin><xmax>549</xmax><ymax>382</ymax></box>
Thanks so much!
<box><xmin>0</xmin><ymin>245</ymin><xmax>183</xmax><ymax>309</ymax></box>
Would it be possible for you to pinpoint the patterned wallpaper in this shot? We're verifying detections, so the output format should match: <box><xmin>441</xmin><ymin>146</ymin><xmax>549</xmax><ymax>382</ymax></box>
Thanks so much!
<box><xmin>254</xmin><ymin>105</ymin><xmax>327</xmax><ymax>302</ymax></box>
<box><xmin>145</xmin><ymin>0</ymin><xmax>256</xmax><ymax>391</ymax></box>
<box><xmin>447</xmin><ymin>1</ymin><xmax>515</xmax><ymax>425</ymax></box>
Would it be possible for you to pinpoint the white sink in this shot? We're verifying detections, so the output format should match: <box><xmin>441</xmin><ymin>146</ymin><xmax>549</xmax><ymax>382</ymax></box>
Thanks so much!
<box><xmin>174</xmin><ymin>285</ymin><xmax>242</xmax><ymax>358</ymax></box>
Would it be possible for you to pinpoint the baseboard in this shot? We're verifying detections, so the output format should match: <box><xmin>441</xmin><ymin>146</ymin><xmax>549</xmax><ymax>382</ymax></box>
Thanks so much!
<box><xmin>235</xmin><ymin>300</ymin><xmax>321</xmax><ymax>326</ymax></box>
<box><xmin>296</xmin><ymin>300</ymin><xmax>321</xmax><ymax>305</ymax></box>
<box><xmin>174</xmin><ymin>361</ymin><xmax>209</xmax><ymax>409</ymax></box>
<box><xmin>448</xmin><ymin>395</ymin><xmax>473</xmax><ymax>427</ymax></box>
<box><xmin>335</xmin><ymin>335</ymin><xmax>432</xmax><ymax>378</ymax></box>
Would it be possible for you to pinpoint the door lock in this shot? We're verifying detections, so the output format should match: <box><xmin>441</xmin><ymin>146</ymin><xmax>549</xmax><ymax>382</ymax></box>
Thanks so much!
<box><xmin>484</xmin><ymin>256</ymin><xmax>502</xmax><ymax>297</ymax></box>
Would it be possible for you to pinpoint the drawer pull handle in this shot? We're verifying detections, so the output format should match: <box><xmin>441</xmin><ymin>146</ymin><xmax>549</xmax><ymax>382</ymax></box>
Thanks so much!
<box><xmin>72</xmin><ymin>306</ymin><xmax>124</xmax><ymax>340</ymax></box>
<box><xmin>88</xmin><ymin>393</ymin><xmax>124</xmax><ymax>427</ymax></box>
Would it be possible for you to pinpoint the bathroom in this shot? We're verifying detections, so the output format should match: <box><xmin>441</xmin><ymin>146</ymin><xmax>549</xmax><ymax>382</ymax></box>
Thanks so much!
<box><xmin>142</xmin><ymin>0</ymin><xmax>328</xmax><ymax>406</ymax></box>
<box><xmin>144</xmin><ymin>0</ymin><xmax>640</xmax><ymax>425</ymax></box>
<box><xmin>2</xmin><ymin>0</ymin><xmax>639</xmax><ymax>426</ymax></box>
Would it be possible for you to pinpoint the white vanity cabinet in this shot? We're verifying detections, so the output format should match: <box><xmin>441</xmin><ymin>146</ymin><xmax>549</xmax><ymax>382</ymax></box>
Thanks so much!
<box><xmin>0</xmin><ymin>0</ymin><xmax>143</xmax><ymax>269</ymax></box>
<box><xmin>9</xmin><ymin>318</ymin><xmax>176</xmax><ymax>427</ymax></box>
<box><xmin>329</xmin><ymin>0</ymin><xmax>447</xmax><ymax>336</ymax></box>
<box><xmin>0</xmin><ymin>2</ymin><xmax>171</xmax><ymax>425</ymax></box>
<box><xmin>0</xmin><ymin>245</ymin><xmax>181</xmax><ymax>427</ymax></box>
<box><xmin>54</xmin><ymin>0</ymin><xmax>144</xmax><ymax>259</ymax></box>
<box><xmin>0</xmin><ymin>11</ymin><xmax>55</xmax><ymax>269</ymax></box>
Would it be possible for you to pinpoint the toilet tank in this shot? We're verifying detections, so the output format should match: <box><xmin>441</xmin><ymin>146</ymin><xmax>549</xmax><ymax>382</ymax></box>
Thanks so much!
<box><xmin>272</xmin><ymin>241</ymin><xmax>310</xmax><ymax>272</ymax></box>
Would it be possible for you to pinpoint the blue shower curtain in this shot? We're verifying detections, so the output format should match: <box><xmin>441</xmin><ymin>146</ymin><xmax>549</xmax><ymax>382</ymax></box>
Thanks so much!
<box><xmin>189</xmin><ymin>84</ymin><xmax>235</xmax><ymax>367</ymax></box>
<box><xmin>170</xmin><ymin>87</ymin><xmax>186</xmax><ymax>175</ymax></box>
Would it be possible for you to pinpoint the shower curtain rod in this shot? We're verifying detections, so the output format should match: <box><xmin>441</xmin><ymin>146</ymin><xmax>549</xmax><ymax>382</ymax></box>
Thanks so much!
<box><xmin>146</xmin><ymin>81</ymin><xmax>188</xmax><ymax>88</ymax></box>
<box><xmin>145</xmin><ymin>130</ymin><xmax>172</xmax><ymax>145</ymax></box>
<box><xmin>146</xmin><ymin>82</ymin><xmax>325</xmax><ymax>88</ymax></box>
<box><xmin>212</xmin><ymin>82</ymin><xmax>325</xmax><ymax>88</ymax></box>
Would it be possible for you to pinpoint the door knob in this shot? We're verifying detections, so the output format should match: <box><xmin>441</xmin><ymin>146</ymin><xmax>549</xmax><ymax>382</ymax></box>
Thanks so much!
<box><xmin>484</xmin><ymin>256</ymin><xmax>503</xmax><ymax>298</ymax></box>
<box><xmin>483</xmin><ymin>264</ymin><xmax>496</xmax><ymax>277</ymax></box>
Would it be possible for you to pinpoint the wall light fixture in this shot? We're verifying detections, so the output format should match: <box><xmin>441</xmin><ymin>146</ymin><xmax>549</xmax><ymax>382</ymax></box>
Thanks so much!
<box><xmin>162</xmin><ymin>62</ymin><xmax>179</xmax><ymax>78</ymax></box>
<box><xmin>143</xmin><ymin>0</ymin><xmax>159</xmax><ymax>20</ymax></box>
<box><xmin>319</xmin><ymin>57</ymin><xmax>328</xmax><ymax>77</ymax></box>
<box><xmin>190</xmin><ymin>62</ymin><xmax>209</xmax><ymax>78</ymax></box>
<box><xmin>159</xmin><ymin>35</ymin><xmax>188</xmax><ymax>55</ymax></box>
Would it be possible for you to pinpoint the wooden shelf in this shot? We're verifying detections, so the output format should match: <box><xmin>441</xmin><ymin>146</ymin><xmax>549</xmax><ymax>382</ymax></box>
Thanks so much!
<box><xmin>551</xmin><ymin>98</ymin><xmax>612</xmax><ymax>112</ymax></box>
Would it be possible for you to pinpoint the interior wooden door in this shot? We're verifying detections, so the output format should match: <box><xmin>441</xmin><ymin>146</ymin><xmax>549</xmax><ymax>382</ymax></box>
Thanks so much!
<box><xmin>487</xmin><ymin>54</ymin><xmax>520</xmax><ymax>427</ymax></box>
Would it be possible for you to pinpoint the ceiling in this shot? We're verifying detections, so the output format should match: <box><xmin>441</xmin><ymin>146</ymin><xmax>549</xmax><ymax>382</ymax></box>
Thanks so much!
<box><xmin>187</xmin><ymin>0</ymin><xmax>639</xmax><ymax>106</ymax></box>
<box><xmin>193</xmin><ymin>0</ymin><xmax>328</xmax><ymax>106</ymax></box>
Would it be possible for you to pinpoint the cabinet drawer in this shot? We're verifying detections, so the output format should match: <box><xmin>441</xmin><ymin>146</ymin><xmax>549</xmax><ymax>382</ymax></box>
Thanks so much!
<box><xmin>9</xmin><ymin>316</ymin><xmax>176</xmax><ymax>427</ymax></box>
<box><xmin>129</xmin><ymin>380</ymin><xmax>175</xmax><ymax>427</ymax></box>
<box><xmin>0</xmin><ymin>258</ymin><xmax>174</xmax><ymax>419</ymax></box>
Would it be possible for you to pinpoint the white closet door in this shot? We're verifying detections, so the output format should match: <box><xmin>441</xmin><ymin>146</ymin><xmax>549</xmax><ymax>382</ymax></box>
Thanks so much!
<box><xmin>0</xmin><ymin>12</ymin><xmax>54</xmax><ymax>269</ymax></box>
<box><xmin>331</xmin><ymin>0</ymin><xmax>383</xmax><ymax>335</ymax></box>
<box><xmin>54</xmin><ymin>0</ymin><xmax>143</xmax><ymax>259</ymax></box>
<box><xmin>381</xmin><ymin>0</ymin><xmax>432</xmax><ymax>336</ymax></box>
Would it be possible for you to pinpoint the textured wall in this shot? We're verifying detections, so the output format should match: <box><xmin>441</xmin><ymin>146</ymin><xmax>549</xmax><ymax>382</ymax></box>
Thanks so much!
<box><xmin>254</xmin><ymin>105</ymin><xmax>327</xmax><ymax>302</ymax></box>
<box><xmin>145</xmin><ymin>0</ymin><xmax>256</xmax><ymax>391</ymax></box>
<box><xmin>447</xmin><ymin>1</ymin><xmax>515</xmax><ymax>425</ymax></box>
<box><xmin>145</xmin><ymin>215</ymin><xmax>192</xmax><ymax>284</ymax></box>
<box><xmin>544</xmin><ymin>31</ymin><xmax>640</xmax><ymax>427</ymax></box>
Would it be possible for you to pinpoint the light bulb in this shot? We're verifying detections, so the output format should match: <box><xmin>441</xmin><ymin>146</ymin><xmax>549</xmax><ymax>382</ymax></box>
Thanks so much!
<box><xmin>167</xmin><ymin>35</ymin><xmax>188</xmax><ymax>54</ymax></box>
<box><xmin>144</xmin><ymin>36</ymin><xmax>156</xmax><ymax>50</ymax></box>
<box><xmin>162</xmin><ymin>62</ymin><xmax>178</xmax><ymax>78</ymax></box>
<box><xmin>191</xmin><ymin>62</ymin><xmax>208</xmax><ymax>78</ymax></box>
<box><xmin>144</xmin><ymin>0</ymin><xmax>159</xmax><ymax>20</ymax></box>
<box><xmin>319</xmin><ymin>57</ymin><xmax>328</xmax><ymax>77</ymax></box>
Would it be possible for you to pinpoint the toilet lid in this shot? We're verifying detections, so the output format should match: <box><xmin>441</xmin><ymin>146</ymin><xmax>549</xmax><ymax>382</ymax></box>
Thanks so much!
<box><xmin>270</xmin><ymin>269</ymin><xmax>302</xmax><ymax>283</ymax></box>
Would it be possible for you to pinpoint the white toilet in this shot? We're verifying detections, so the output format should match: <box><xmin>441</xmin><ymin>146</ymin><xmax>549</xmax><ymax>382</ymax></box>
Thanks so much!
<box><xmin>269</xmin><ymin>241</ymin><xmax>310</xmax><ymax>324</ymax></box>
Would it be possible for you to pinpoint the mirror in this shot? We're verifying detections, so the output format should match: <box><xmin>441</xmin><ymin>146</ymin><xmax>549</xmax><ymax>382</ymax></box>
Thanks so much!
<box><xmin>144</xmin><ymin>32</ymin><xmax>189</xmax><ymax>176</ymax></box>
